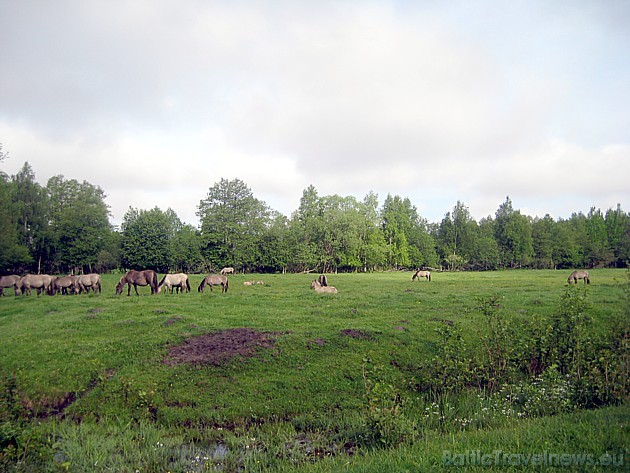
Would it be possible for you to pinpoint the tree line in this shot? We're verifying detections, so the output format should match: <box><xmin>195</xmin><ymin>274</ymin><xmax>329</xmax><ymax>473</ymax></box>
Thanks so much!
<box><xmin>1</xmin><ymin>160</ymin><xmax>628</xmax><ymax>275</ymax></box>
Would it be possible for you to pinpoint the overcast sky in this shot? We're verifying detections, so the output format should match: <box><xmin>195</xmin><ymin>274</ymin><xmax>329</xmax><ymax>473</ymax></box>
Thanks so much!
<box><xmin>1</xmin><ymin>0</ymin><xmax>628</xmax><ymax>227</ymax></box>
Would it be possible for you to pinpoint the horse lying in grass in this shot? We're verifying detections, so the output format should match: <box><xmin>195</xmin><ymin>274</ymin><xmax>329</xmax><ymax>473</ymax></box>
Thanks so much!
<box><xmin>198</xmin><ymin>274</ymin><xmax>229</xmax><ymax>293</ymax></box>
<box><xmin>158</xmin><ymin>273</ymin><xmax>191</xmax><ymax>294</ymax></box>
<box><xmin>567</xmin><ymin>270</ymin><xmax>590</xmax><ymax>284</ymax></box>
<box><xmin>412</xmin><ymin>269</ymin><xmax>431</xmax><ymax>282</ymax></box>
<box><xmin>311</xmin><ymin>279</ymin><xmax>338</xmax><ymax>294</ymax></box>
<box><xmin>116</xmin><ymin>270</ymin><xmax>159</xmax><ymax>296</ymax></box>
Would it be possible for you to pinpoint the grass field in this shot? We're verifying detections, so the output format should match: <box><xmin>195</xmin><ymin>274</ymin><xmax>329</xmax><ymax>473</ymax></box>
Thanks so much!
<box><xmin>0</xmin><ymin>269</ymin><xmax>627</xmax><ymax>472</ymax></box>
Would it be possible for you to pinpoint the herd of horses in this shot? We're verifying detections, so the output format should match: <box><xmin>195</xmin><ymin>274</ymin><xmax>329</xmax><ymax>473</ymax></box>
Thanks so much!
<box><xmin>0</xmin><ymin>273</ymin><xmax>102</xmax><ymax>296</ymax></box>
<box><xmin>0</xmin><ymin>268</ymin><xmax>592</xmax><ymax>297</ymax></box>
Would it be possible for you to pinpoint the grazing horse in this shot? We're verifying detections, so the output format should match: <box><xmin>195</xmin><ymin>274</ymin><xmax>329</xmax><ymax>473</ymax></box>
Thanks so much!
<box><xmin>198</xmin><ymin>274</ymin><xmax>229</xmax><ymax>293</ymax></box>
<box><xmin>220</xmin><ymin>267</ymin><xmax>235</xmax><ymax>275</ymax></box>
<box><xmin>78</xmin><ymin>273</ymin><xmax>102</xmax><ymax>293</ymax></box>
<box><xmin>158</xmin><ymin>273</ymin><xmax>191</xmax><ymax>294</ymax></box>
<box><xmin>311</xmin><ymin>279</ymin><xmax>338</xmax><ymax>294</ymax></box>
<box><xmin>115</xmin><ymin>270</ymin><xmax>158</xmax><ymax>296</ymax></box>
<box><xmin>18</xmin><ymin>274</ymin><xmax>54</xmax><ymax>296</ymax></box>
<box><xmin>0</xmin><ymin>275</ymin><xmax>21</xmax><ymax>296</ymax></box>
<box><xmin>412</xmin><ymin>269</ymin><xmax>431</xmax><ymax>282</ymax></box>
<box><xmin>52</xmin><ymin>275</ymin><xmax>79</xmax><ymax>295</ymax></box>
<box><xmin>567</xmin><ymin>270</ymin><xmax>590</xmax><ymax>284</ymax></box>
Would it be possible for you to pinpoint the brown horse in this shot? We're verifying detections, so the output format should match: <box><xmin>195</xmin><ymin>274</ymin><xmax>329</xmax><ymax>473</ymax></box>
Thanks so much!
<box><xmin>198</xmin><ymin>274</ymin><xmax>229</xmax><ymax>293</ymax></box>
<box><xmin>0</xmin><ymin>275</ymin><xmax>21</xmax><ymax>296</ymax></box>
<box><xmin>116</xmin><ymin>270</ymin><xmax>158</xmax><ymax>296</ymax></box>
<box><xmin>158</xmin><ymin>273</ymin><xmax>191</xmax><ymax>294</ymax></box>
<box><xmin>18</xmin><ymin>274</ymin><xmax>54</xmax><ymax>296</ymax></box>
<box><xmin>311</xmin><ymin>279</ymin><xmax>338</xmax><ymax>294</ymax></box>
<box><xmin>412</xmin><ymin>269</ymin><xmax>431</xmax><ymax>282</ymax></box>
<box><xmin>567</xmin><ymin>270</ymin><xmax>590</xmax><ymax>284</ymax></box>
<box><xmin>78</xmin><ymin>273</ymin><xmax>102</xmax><ymax>293</ymax></box>
<box><xmin>220</xmin><ymin>267</ymin><xmax>235</xmax><ymax>275</ymax></box>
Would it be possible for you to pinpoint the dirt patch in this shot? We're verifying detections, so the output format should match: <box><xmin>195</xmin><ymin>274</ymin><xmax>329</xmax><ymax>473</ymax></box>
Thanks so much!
<box><xmin>164</xmin><ymin>328</ymin><xmax>285</xmax><ymax>366</ymax></box>
<box><xmin>340</xmin><ymin>329</ymin><xmax>373</xmax><ymax>340</ymax></box>
<box><xmin>164</xmin><ymin>316</ymin><xmax>184</xmax><ymax>326</ymax></box>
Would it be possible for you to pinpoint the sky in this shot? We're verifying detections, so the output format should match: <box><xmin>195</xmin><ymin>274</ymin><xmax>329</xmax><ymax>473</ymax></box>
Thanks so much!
<box><xmin>1</xmin><ymin>0</ymin><xmax>628</xmax><ymax>227</ymax></box>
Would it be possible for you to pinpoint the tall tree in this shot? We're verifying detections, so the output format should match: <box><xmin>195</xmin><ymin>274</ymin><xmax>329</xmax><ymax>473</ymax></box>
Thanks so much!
<box><xmin>605</xmin><ymin>204</ymin><xmax>630</xmax><ymax>267</ymax></box>
<box><xmin>120</xmin><ymin>207</ymin><xmax>173</xmax><ymax>271</ymax></box>
<box><xmin>46</xmin><ymin>176</ymin><xmax>111</xmax><ymax>273</ymax></box>
<box><xmin>0</xmin><ymin>172</ymin><xmax>31</xmax><ymax>272</ymax></box>
<box><xmin>381</xmin><ymin>194</ymin><xmax>416</xmax><ymax>268</ymax></box>
<box><xmin>532</xmin><ymin>214</ymin><xmax>556</xmax><ymax>269</ymax></box>
<box><xmin>197</xmin><ymin>178</ymin><xmax>269</xmax><ymax>271</ymax></box>
<box><xmin>585</xmin><ymin>207</ymin><xmax>614</xmax><ymax>267</ymax></box>
<box><xmin>11</xmin><ymin>163</ymin><xmax>48</xmax><ymax>272</ymax></box>
<box><xmin>358</xmin><ymin>192</ymin><xmax>387</xmax><ymax>271</ymax></box>
<box><xmin>494</xmin><ymin>197</ymin><xmax>533</xmax><ymax>268</ymax></box>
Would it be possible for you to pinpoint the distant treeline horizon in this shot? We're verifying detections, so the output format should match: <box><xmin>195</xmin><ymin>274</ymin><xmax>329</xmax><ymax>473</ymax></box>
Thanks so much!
<box><xmin>1</xmin><ymin>161</ymin><xmax>628</xmax><ymax>274</ymax></box>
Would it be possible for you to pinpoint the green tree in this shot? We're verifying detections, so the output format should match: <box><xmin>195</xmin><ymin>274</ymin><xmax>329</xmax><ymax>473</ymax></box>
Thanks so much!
<box><xmin>381</xmin><ymin>194</ymin><xmax>416</xmax><ymax>268</ymax></box>
<box><xmin>436</xmin><ymin>201</ymin><xmax>476</xmax><ymax>268</ymax></box>
<box><xmin>471</xmin><ymin>216</ymin><xmax>499</xmax><ymax>270</ymax></box>
<box><xmin>197</xmin><ymin>178</ymin><xmax>269</xmax><ymax>271</ymax></box>
<box><xmin>358</xmin><ymin>192</ymin><xmax>387</xmax><ymax>271</ymax></box>
<box><xmin>46</xmin><ymin>176</ymin><xmax>111</xmax><ymax>273</ymax></box>
<box><xmin>585</xmin><ymin>207</ymin><xmax>614</xmax><ymax>267</ymax></box>
<box><xmin>288</xmin><ymin>185</ymin><xmax>322</xmax><ymax>272</ymax></box>
<box><xmin>11</xmin><ymin>163</ymin><xmax>48</xmax><ymax>272</ymax></box>
<box><xmin>605</xmin><ymin>204</ymin><xmax>630</xmax><ymax>267</ymax></box>
<box><xmin>494</xmin><ymin>197</ymin><xmax>533</xmax><ymax>268</ymax></box>
<box><xmin>0</xmin><ymin>172</ymin><xmax>31</xmax><ymax>272</ymax></box>
<box><xmin>532</xmin><ymin>214</ymin><xmax>556</xmax><ymax>269</ymax></box>
<box><xmin>259</xmin><ymin>211</ymin><xmax>292</xmax><ymax>273</ymax></box>
<box><xmin>170</xmin><ymin>224</ymin><xmax>203</xmax><ymax>273</ymax></box>
<box><xmin>120</xmin><ymin>207</ymin><xmax>173</xmax><ymax>271</ymax></box>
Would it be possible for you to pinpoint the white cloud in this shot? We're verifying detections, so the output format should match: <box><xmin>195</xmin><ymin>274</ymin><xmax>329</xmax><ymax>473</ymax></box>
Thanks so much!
<box><xmin>0</xmin><ymin>0</ymin><xmax>628</xmax><ymax>226</ymax></box>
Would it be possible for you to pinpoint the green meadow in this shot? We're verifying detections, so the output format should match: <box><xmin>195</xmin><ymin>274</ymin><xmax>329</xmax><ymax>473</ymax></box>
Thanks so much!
<box><xmin>0</xmin><ymin>270</ymin><xmax>627</xmax><ymax>472</ymax></box>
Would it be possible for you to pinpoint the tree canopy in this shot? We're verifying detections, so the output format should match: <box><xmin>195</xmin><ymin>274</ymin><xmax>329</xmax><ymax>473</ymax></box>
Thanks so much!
<box><xmin>0</xmin><ymin>161</ymin><xmax>628</xmax><ymax>274</ymax></box>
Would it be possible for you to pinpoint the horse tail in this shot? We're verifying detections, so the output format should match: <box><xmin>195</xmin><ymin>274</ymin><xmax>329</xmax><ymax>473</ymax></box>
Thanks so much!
<box><xmin>224</xmin><ymin>278</ymin><xmax>229</xmax><ymax>293</ymax></box>
<box><xmin>158</xmin><ymin>274</ymin><xmax>167</xmax><ymax>287</ymax></box>
<box><xmin>151</xmin><ymin>271</ymin><xmax>158</xmax><ymax>294</ymax></box>
<box><xmin>428</xmin><ymin>272</ymin><xmax>431</xmax><ymax>282</ymax></box>
<box><xmin>198</xmin><ymin>278</ymin><xmax>206</xmax><ymax>292</ymax></box>
<box><xmin>185</xmin><ymin>277</ymin><xmax>191</xmax><ymax>292</ymax></box>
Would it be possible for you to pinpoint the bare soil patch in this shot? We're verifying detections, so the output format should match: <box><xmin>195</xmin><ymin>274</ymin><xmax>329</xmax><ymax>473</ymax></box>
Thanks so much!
<box><xmin>164</xmin><ymin>328</ymin><xmax>285</xmax><ymax>366</ymax></box>
<box><xmin>340</xmin><ymin>329</ymin><xmax>373</xmax><ymax>340</ymax></box>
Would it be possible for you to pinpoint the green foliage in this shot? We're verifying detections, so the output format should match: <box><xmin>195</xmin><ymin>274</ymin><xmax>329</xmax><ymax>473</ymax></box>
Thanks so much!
<box><xmin>120</xmin><ymin>207</ymin><xmax>174</xmax><ymax>271</ymax></box>
<box><xmin>361</xmin><ymin>357</ymin><xmax>415</xmax><ymax>447</ymax></box>
<box><xmin>197</xmin><ymin>178</ymin><xmax>270</xmax><ymax>271</ymax></box>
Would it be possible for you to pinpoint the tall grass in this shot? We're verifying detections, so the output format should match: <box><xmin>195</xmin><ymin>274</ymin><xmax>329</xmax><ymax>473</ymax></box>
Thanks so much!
<box><xmin>0</xmin><ymin>269</ymin><xmax>627</xmax><ymax>471</ymax></box>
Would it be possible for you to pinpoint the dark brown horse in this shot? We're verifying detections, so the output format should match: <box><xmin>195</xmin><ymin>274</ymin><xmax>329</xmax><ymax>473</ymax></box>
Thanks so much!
<box><xmin>115</xmin><ymin>270</ymin><xmax>158</xmax><ymax>296</ymax></box>
<box><xmin>198</xmin><ymin>274</ymin><xmax>229</xmax><ymax>293</ymax></box>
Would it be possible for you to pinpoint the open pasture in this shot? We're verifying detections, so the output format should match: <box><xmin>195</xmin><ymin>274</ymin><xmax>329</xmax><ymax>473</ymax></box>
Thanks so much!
<box><xmin>0</xmin><ymin>270</ymin><xmax>627</xmax><ymax>471</ymax></box>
